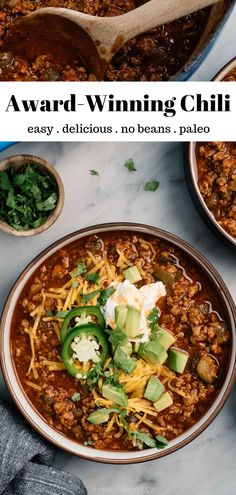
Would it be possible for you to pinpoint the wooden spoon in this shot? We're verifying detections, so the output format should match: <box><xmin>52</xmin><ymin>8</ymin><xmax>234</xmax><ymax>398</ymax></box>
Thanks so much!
<box><xmin>3</xmin><ymin>0</ymin><xmax>221</xmax><ymax>78</ymax></box>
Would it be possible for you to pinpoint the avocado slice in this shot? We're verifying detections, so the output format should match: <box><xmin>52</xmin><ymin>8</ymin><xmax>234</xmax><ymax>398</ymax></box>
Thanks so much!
<box><xmin>120</xmin><ymin>340</ymin><xmax>133</xmax><ymax>356</ymax></box>
<box><xmin>123</xmin><ymin>266</ymin><xmax>142</xmax><ymax>284</ymax></box>
<box><xmin>125</xmin><ymin>306</ymin><xmax>140</xmax><ymax>338</ymax></box>
<box><xmin>154</xmin><ymin>392</ymin><xmax>173</xmax><ymax>412</ymax></box>
<box><xmin>168</xmin><ymin>347</ymin><xmax>189</xmax><ymax>373</ymax></box>
<box><xmin>155</xmin><ymin>328</ymin><xmax>176</xmax><ymax>350</ymax></box>
<box><xmin>102</xmin><ymin>383</ymin><xmax>128</xmax><ymax>407</ymax></box>
<box><xmin>115</xmin><ymin>305</ymin><xmax>128</xmax><ymax>330</ymax></box>
<box><xmin>114</xmin><ymin>346</ymin><xmax>137</xmax><ymax>374</ymax></box>
<box><xmin>87</xmin><ymin>408</ymin><xmax>110</xmax><ymax>425</ymax></box>
<box><xmin>157</xmin><ymin>346</ymin><xmax>168</xmax><ymax>365</ymax></box>
<box><xmin>138</xmin><ymin>341</ymin><xmax>168</xmax><ymax>364</ymax></box>
<box><xmin>133</xmin><ymin>341</ymin><xmax>140</xmax><ymax>353</ymax></box>
<box><xmin>144</xmin><ymin>376</ymin><xmax>165</xmax><ymax>402</ymax></box>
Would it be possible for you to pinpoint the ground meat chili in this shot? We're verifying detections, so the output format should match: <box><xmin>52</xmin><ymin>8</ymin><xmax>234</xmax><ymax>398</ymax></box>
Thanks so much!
<box><xmin>11</xmin><ymin>232</ymin><xmax>231</xmax><ymax>451</ymax></box>
<box><xmin>223</xmin><ymin>68</ymin><xmax>236</xmax><ymax>81</ymax></box>
<box><xmin>196</xmin><ymin>142</ymin><xmax>236</xmax><ymax>238</ymax></box>
<box><xmin>0</xmin><ymin>1</ymin><xmax>210</xmax><ymax>81</ymax></box>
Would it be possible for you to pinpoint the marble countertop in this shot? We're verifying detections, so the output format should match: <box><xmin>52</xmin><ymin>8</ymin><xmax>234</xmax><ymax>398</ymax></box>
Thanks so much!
<box><xmin>0</xmin><ymin>141</ymin><xmax>235</xmax><ymax>495</ymax></box>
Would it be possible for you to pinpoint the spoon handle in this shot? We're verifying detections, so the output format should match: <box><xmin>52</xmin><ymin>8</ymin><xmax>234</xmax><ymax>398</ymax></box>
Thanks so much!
<box><xmin>114</xmin><ymin>0</ymin><xmax>221</xmax><ymax>42</ymax></box>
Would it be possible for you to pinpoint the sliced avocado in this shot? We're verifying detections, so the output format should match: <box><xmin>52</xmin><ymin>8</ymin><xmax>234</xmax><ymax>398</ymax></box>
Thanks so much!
<box><xmin>168</xmin><ymin>347</ymin><xmax>189</xmax><ymax>373</ymax></box>
<box><xmin>156</xmin><ymin>346</ymin><xmax>168</xmax><ymax>365</ymax></box>
<box><xmin>138</xmin><ymin>341</ymin><xmax>168</xmax><ymax>364</ymax></box>
<box><xmin>133</xmin><ymin>341</ymin><xmax>140</xmax><ymax>353</ymax></box>
<box><xmin>155</xmin><ymin>328</ymin><xmax>176</xmax><ymax>350</ymax></box>
<box><xmin>102</xmin><ymin>383</ymin><xmax>128</xmax><ymax>407</ymax></box>
<box><xmin>125</xmin><ymin>306</ymin><xmax>140</xmax><ymax>338</ymax></box>
<box><xmin>154</xmin><ymin>391</ymin><xmax>173</xmax><ymax>412</ymax></box>
<box><xmin>123</xmin><ymin>266</ymin><xmax>142</xmax><ymax>284</ymax></box>
<box><xmin>154</xmin><ymin>266</ymin><xmax>176</xmax><ymax>286</ymax></box>
<box><xmin>87</xmin><ymin>409</ymin><xmax>110</xmax><ymax>425</ymax></box>
<box><xmin>144</xmin><ymin>376</ymin><xmax>165</xmax><ymax>402</ymax></box>
<box><xmin>115</xmin><ymin>305</ymin><xmax>128</xmax><ymax>330</ymax></box>
<box><xmin>114</xmin><ymin>346</ymin><xmax>137</xmax><ymax>374</ymax></box>
<box><xmin>120</xmin><ymin>340</ymin><xmax>133</xmax><ymax>356</ymax></box>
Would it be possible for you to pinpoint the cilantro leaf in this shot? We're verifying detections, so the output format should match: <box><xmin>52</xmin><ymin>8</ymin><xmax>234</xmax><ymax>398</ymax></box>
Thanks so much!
<box><xmin>54</xmin><ymin>310</ymin><xmax>71</xmax><ymax>318</ymax></box>
<box><xmin>156</xmin><ymin>435</ymin><xmax>168</xmax><ymax>449</ymax></box>
<box><xmin>130</xmin><ymin>431</ymin><xmax>168</xmax><ymax>450</ymax></box>
<box><xmin>0</xmin><ymin>171</ymin><xmax>12</xmax><ymax>191</ymax></box>
<box><xmin>131</xmin><ymin>431</ymin><xmax>157</xmax><ymax>449</ymax></box>
<box><xmin>114</xmin><ymin>347</ymin><xmax>136</xmax><ymax>374</ymax></box>
<box><xmin>45</xmin><ymin>310</ymin><xmax>53</xmax><ymax>317</ymax></box>
<box><xmin>147</xmin><ymin>308</ymin><xmax>160</xmax><ymax>331</ymax></box>
<box><xmin>84</xmin><ymin>439</ymin><xmax>93</xmax><ymax>446</ymax></box>
<box><xmin>104</xmin><ymin>362</ymin><xmax>120</xmax><ymax>387</ymax></box>
<box><xmin>85</xmin><ymin>272</ymin><xmax>100</xmax><ymax>285</ymax></box>
<box><xmin>90</xmin><ymin>169</ymin><xmax>99</xmax><ymax>176</ymax></box>
<box><xmin>72</xmin><ymin>262</ymin><xmax>87</xmax><ymax>278</ymax></box>
<box><xmin>144</xmin><ymin>181</ymin><xmax>160</xmax><ymax>192</ymax></box>
<box><xmin>99</xmin><ymin>286</ymin><xmax>116</xmax><ymax>306</ymax></box>
<box><xmin>82</xmin><ymin>289</ymin><xmax>101</xmax><ymax>303</ymax></box>
<box><xmin>119</xmin><ymin>410</ymin><xmax>130</xmax><ymax>434</ymax></box>
<box><xmin>124</xmin><ymin>158</ymin><xmax>137</xmax><ymax>172</ymax></box>
<box><xmin>108</xmin><ymin>329</ymin><xmax>128</xmax><ymax>348</ymax></box>
<box><xmin>36</xmin><ymin>192</ymin><xmax>57</xmax><ymax>212</ymax></box>
<box><xmin>6</xmin><ymin>189</ymin><xmax>16</xmax><ymax>209</ymax></box>
<box><xmin>87</xmin><ymin>364</ymin><xmax>104</xmax><ymax>389</ymax></box>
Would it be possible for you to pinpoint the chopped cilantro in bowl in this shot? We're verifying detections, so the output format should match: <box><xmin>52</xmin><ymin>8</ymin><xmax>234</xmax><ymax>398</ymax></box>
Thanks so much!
<box><xmin>0</xmin><ymin>155</ymin><xmax>64</xmax><ymax>236</ymax></box>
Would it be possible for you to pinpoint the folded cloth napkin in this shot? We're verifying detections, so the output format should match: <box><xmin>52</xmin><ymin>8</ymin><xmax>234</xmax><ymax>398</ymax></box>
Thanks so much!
<box><xmin>0</xmin><ymin>400</ymin><xmax>87</xmax><ymax>495</ymax></box>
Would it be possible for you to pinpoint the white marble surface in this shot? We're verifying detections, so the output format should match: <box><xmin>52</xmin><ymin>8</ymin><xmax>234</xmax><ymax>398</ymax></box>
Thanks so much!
<box><xmin>192</xmin><ymin>4</ymin><xmax>236</xmax><ymax>81</ymax></box>
<box><xmin>0</xmin><ymin>141</ymin><xmax>235</xmax><ymax>495</ymax></box>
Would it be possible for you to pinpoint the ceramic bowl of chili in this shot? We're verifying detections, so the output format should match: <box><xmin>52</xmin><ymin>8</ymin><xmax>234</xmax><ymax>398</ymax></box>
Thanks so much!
<box><xmin>177</xmin><ymin>0</ymin><xmax>236</xmax><ymax>81</ymax></box>
<box><xmin>0</xmin><ymin>154</ymin><xmax>65</xmax><ymax>237</ymax></box>
<box><xmin>0</xmin><ymin>223</ymin><xmax>236</xmax><ymax>464</ymax></box>
<box><xmin>213</xmin><ymin>56</ymin><xmax>236</xmax><ymax>80</ymax></box>
<box><xmin>0</xmin><ymin>0</ymin><xmax>235</xmax><ymax>81</ymax></box>
<box><xmin>186</xmin><ymin>57</ymin><xmax>236</xmax><ymax>251</ymax></box>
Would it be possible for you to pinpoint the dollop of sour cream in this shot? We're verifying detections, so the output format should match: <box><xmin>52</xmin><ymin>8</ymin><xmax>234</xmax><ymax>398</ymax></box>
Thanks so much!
<box><xmin>104</xmin><ymin>280</ymin><xmax>166</xmax><ymax>342</ymax></box>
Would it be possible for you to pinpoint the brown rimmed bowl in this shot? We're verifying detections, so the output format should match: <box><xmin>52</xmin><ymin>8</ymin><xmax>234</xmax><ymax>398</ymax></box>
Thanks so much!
<box><xmin>176</xmin><ymin>0</ymin><xmax>236</xmax><ymax>80</ymax></box>
<box><xmin>213</xmin><ymin>56</ymin><xmax>236</xmax><ymax>80</ymax></box>
<box><xmin>0</xmin><ymin>222</ymin><xmax>236</xmax><ymax>463</ymax></box>
<box><xmin>186</xmin><ymin>58</ymin><xmax>236</xmax><ymax>251</ymax></box>
<box><xmin>0</xmin><ymin>154</ymin><xmax>65</xmax><ymax>237</ymax></box>
<box><xmin>186</xmin><ymin>143</ymin><xmax>236</xmax><ymax>251</ymax></box>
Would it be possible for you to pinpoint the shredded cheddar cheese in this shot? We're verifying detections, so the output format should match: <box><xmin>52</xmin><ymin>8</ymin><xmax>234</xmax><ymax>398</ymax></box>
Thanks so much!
<box><xmin>43</xmin><ymin>360</ymin><xmax>66</xmax><ymax>372</ymax></box>
<box><xmin>104</xmin><ymin>413</ymin><xmax>116</xmax><ymax>435</ymax></box>
<box><xmin>25</xmin><ymin>380</ymin><xmax>42</xmax><ymax>391</ymax></box>
<box><xmin>27</xmin><ymin>292</ymin><xmax>46</xmax><ymax>379</ymax></box>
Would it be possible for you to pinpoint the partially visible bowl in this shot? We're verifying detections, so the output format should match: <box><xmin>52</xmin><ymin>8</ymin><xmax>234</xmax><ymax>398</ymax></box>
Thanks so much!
<box><xmin>0</xmin><ymin>154</ymin><xmax>64</xmax><ymax>237</ymax></box>
<box><xmin>186</xmin><ymin>143</ymin><xmax>236</xmax><ymax>250</ymax></box>
<box><xmin>176</xmin><ymin>0</ymin><xmax>236</xmax><ymax>80</ymax></box>
<box><xmin>213</xmin><ymin>55</ymin><xmax>236</xmax><ymax>80</ymax></box>
<box><xmin>0</xmin><ymin>142</ymin><xmax>16</xmax><ymax>152</ymax></box>
<box><xmin>186</xmin><ymin>55</ymin><xmax>236</xmax><ymax>250</ymax></box>
<box><xmin>0</xmin><ymin>223</ymin><xmax>235</xmax><ymax>464</ymax></box>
